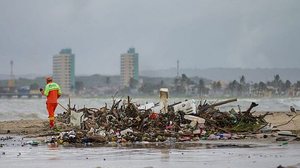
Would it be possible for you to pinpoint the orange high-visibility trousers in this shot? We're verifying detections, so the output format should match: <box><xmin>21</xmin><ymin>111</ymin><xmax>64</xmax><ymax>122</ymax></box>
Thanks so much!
<box><xmin>46</xmin><ymin>103</ymin><xmax>58</xmax><ymax>128</ymax></box>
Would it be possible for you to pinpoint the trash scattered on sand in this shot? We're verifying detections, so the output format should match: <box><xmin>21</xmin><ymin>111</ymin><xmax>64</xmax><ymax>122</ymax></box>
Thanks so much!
<box><xmin>25</xmin><ymin>140</ymin><xmax>39</xmax><ymax>146</ymax></box>
<box><xmin>31</xmin><ymin>90</ymin><xmax>294</xmax><ymax>145</ymax></box>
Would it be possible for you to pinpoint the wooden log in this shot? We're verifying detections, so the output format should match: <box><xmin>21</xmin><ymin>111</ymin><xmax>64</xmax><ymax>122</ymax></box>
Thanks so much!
<box><xmin>198</xmin><ymin>98</ymin><xmax>237</xmax><ymax>113</ymax></box>
<box><xmin>87</xmin><ymin>135</ymin><xmax>107</xmax><ymax>143</ymax></box>
<box><xmin>210</xmin><ymin>98</ymin><xmax>238</xmax><ymax>107</ymax></box>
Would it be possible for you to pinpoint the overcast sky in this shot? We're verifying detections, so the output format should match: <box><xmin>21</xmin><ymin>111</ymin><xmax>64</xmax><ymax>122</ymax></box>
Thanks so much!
<box><xmin>0</xmin><ymin>0</ymin><xmax>299</xmax><ymax>76</ymax></box>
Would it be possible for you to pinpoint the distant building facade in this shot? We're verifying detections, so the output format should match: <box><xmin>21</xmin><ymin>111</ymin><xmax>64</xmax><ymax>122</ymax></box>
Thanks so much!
<box><xmin>53</xmin><ymin>48</ymin><xmax>75</xmax><ymax>95</ymax></box>
<box><xmin>120</xmin><ymin>48</ymin><xmax>139</xmax><ymax>88</ymax></box>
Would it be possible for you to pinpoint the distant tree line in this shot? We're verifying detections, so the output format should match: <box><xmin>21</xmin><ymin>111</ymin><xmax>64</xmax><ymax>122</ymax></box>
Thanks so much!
<box><xmin>137</xmin><ymin>73</ymin><xmax>300</xmax><ymax>97</ymax></box>
<box><xmin>2</xmin><ymin>73</ymin><xmax>300</xmax><ymax>98</ymax></box>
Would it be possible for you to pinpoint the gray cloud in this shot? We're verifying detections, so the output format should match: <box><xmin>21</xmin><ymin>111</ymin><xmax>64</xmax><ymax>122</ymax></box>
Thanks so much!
<box><xmin>0</xmin><ymin>0</ymin><xmax>299</xmax><ymax>75</ymax></box>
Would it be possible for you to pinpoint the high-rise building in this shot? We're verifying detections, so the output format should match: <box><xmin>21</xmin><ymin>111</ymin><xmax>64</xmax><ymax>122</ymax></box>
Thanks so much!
<box><xmin>120</xmin><ymin>48</ymin><xmax>139</xmax><ymax>88</ymax></box>
<box><xmin>53</xmin><ymin>48</ymin><xmax>75</xmax><ymax>95</ymax></box>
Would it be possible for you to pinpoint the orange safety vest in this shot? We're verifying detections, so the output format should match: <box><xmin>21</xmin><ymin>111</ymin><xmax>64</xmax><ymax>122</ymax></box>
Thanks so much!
<box><xmin>44</xmin><ymin>82</ymin><xmax>62</xmax><ymax>103</ymax></box>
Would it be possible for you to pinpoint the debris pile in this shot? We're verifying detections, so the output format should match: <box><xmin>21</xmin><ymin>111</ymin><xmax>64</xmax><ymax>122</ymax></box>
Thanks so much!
<box><xmin>198</xmin><ymin>100</ymin><xmax>270</xmax><ymax>133</ymax></box>
<box><xmin>55</xmin><ymin>96</ymin><xmax>274</xmax><ymax>144</ymax></box>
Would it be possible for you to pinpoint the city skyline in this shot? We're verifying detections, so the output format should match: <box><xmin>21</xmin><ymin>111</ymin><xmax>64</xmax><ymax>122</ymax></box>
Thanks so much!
<box><xmin>0</xmin><ymin>0</ymin><xmax>299</xmax><ymax>76</ymax></box>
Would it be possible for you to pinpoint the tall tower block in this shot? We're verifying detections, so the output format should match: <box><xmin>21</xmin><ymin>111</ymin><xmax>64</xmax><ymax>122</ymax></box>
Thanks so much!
<box><xmin>53</xmin><ymin>48</ymin><xmax>75</xmax><ymax>95</ymax></box>
<box><xmin>120</xmin><ymin>48</ymin><xmax>139</xmax><ymax>88</ymax></box>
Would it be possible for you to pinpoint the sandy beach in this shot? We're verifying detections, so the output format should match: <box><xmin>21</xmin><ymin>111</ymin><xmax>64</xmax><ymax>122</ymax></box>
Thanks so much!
<box><xmin>0</xmin><ymin>119</ymin><xmax>49</xmax><ymax>135</ymax></box>
<box><xmin>261</xmin><ymin>112</ymin><xmax>300</xmax><ymax>133</ymax></box>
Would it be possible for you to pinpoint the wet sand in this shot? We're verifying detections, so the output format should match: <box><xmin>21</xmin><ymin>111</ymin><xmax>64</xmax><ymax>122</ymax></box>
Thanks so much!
<box><xmin>1</xmin><ymin>135</ymin><xmax>300</xmax><ymax>168</ymax></box>
<box><xmin>1</xmin><ymin>112</ymin><xmax>300</xmax><ymax>168</ymax></box>
<box><xmin>0</xmin><ymin>119</ymin><xmax>49</xmax><ymax>135</ymax></box>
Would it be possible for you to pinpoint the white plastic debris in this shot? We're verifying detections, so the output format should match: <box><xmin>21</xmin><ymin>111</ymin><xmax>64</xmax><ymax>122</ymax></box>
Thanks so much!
<box><xmin>184</xmin><ymin>115</ymin><xmax>205</xmax><ymax>124</ymax></box>
<box><xmin>138</xmin><ymin>102</ymin><xmax>155</xmax><ymax>111</ymax></box>
<box><xmin>173</xmin><ymin>99</ymin><xmax>197</xmax><ymax>114</ymax></box>
<box><xmin>70</xmin><ymin>111</ymin><xmax>84</xmax><ymax>127</ymax></box>
<box><xmin>120</xmin><ymin>128</ymin><xmax>133</xmax><ymax>136</ymax></box>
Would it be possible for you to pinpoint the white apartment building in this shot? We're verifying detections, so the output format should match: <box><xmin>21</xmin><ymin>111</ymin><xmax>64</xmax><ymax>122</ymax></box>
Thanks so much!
<box><xmin>53</xmin><ymin>48</ymin><xmax>75</xmax><ymax>95</ymax></box>
<box><xmin>120</xmin><ymin>48</ymin><xmax>139</xmax><ymax>88</ymax></box>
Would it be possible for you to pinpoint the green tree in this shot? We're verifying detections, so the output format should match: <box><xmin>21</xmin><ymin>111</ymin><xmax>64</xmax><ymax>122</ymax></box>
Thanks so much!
<box><xmin>271</xmin><ymin>74</ymin><xmax>284</xmax><ymax>95</ymax></box>
<box><xmin>129</xmin><ymin>78</ymin><xmax>139</xmax><ymax>89</ymax></box>
<box><xmin>75</xmin><ymin>81</ymin><xmax>84</xmax><ymax>92</ymax></box>
<box><xmin>274</xmin><ymin>74</ymin><xmax>280</xmax><ymax>83</ymax></box>
<box><xmin>295</xmin><ymin>81</ymin><xmax>300</xmax><ymax>89</ymax></box>
<box><xmin>239</xmin><ymin>75</ymin><xmax>249</xmax><ymax>95</ymax></box>
<box><xmin>240</xmin><ymin>75</ymin><xmax>246</xmax><ymax>85</ymax></box>
<box><xmin>212</xmin><ymin>81</ymin><xmax>222</xmax><ymax>92</ymax></box>
<box><xmin>174</xmin><ymin>74</ymin><xmax>194</xmax><ymax>94</ymax></box>
<box><xmin>273</xmin><ymin>74</ymin><xmax>283</xmax><ymax>87</ymax></box>
<box><xmin>258</xmin><ymin>81</ymin><xmax>267</xmax><ymax>91</ymax></box>
<box><xmin>284</xmin><ymin>80</ymin><xmax>291</xmax><ymax>92</ymax></box>
<box><xmin>139</xmin><ymin>83</ymin><xmax>156</xmax><ymax>94</ymax></box>
<box><xmin>174</xmin><ymin>77</ymin><xmax>183</xmax><ymax>93</ymax></box>
<box><xmin>198</xmin><ymin>79</ymin><xmax>209</xmax><ymax>96</ymax></box>
<box><xmin>106</xmin><ymin>77</ymin><xmax>111</xmax><ymax>85</ymax></box>
<box><xmin>227</xmin><ymin>80</ymin><xmax>242</xmax><ymax>96</ymax></box>
<box><xmin>29</xmin><ymin>83</ymin><xmax>39</xmax><ymax>90</ymax></box>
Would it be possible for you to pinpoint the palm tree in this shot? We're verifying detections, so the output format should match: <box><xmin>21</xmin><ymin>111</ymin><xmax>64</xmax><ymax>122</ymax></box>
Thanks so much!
<box><xmin>198</xmin><ymin>79</ymin><xmax>208</xmax><ymax>96</ymax></box>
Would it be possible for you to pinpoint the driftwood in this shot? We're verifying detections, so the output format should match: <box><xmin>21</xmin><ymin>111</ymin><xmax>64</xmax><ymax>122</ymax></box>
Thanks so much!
<box><xmin>197</xmin><ymin>98</ymin><xmax>237</xmax><ymax>113</ymax></box>
<box><xmin>197</xmin><ymin>100</ymin><xmax>269</xmax><ymax>133</ymax></box>
<box><xmin>274</xmin><ymin>113</ymin><xmax>300</xmax><ymax>127</ymax></box>
<box><xmin>56</xmin><ymin>97</ymin><xmax>270</xmax><ymax>143</ymax></box>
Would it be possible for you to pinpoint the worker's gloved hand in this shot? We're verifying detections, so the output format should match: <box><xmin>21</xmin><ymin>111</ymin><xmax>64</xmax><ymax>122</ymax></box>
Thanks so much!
<box><xmin>39</xmin><ymin>88</ymin><xmax>43</xmax><ymax>92</ymax></box>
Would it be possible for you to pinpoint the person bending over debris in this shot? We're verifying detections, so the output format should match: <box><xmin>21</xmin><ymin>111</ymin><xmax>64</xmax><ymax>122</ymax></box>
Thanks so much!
<box><xmin>40</xmin><ymin>76</ymin><xmax>62</xmax><ymax>129</ymax></box>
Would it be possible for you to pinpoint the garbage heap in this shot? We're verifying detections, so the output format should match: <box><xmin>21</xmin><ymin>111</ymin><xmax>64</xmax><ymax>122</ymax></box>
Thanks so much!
<box><xmin>56</xmin><ymin>97</ymin><xmax>270</xmax><ymax>144</ymax></box>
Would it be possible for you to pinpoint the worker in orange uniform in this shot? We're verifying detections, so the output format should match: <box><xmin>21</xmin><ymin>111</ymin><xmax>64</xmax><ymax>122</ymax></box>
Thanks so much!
<box><xmin>40</xmin><ymin>77</ymin><xmax>62</xmax><ymax>129</ymax></box>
